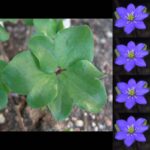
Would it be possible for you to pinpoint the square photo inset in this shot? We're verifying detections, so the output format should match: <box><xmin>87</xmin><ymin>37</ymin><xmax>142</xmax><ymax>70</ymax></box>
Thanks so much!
<box><xmin>114</xmin><ymin>38</ymin><xmax>150</xmax><ymax>75</ymax></box>
<box><xmin>114</xmin><ymin>75</ymin><xmax>150</xmax><ymax>113</ymax></box>
<box><xmin>113</xmin><ymin>0</ymin><xmax>150</xmax><ymax>37</ymax></box>
<box><xmin>113</xmin><ymin>113</ymin><xmax>150</xmax><ymax>150</ymax></box>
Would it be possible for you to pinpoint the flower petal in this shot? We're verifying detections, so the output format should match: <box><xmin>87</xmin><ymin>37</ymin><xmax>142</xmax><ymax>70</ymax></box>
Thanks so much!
<box><xmin>115</xmin><ymin>56</ymin><xmax>126</xmax><ymax>65</ymax></box>
<box><xmin>128</xmin><ymin>78</ymin><xmax>136</xmax><ymax>87</ymax></box>
<box><xmin>115</xmin><ymin>19</ymin><xmax>126</xmax><ymax>27</ymax></box>
<box><xmin>116</xmin><ymin>45</ymin><xmax>128</xmax><ymax>56</ymax></box>
<box><xmin>135</xmin><ymin>118</ymin><xmax>146</xmax><ymax>126</ymax></box>
<box><xmin>116</xmin><ymin>94</ymin><xmax>128</xmax><ymax>103</ymax></box>
<box><xmin>124</xmin><ymin>60</ymin><xmax>135</xmax><ymax>72</ymax></box>
<box><xmin>136</xmin><ymin>43</ymin><xmax>145</xmax><ymax>51</ymax></box>
<box><xmin>135</xmin><ymin>13</ymin><xmax>149</xmax><ymax>21</ymax></box>
<box><xmin>135</xmin><ymin>126</ymin><xmax>149</xmax><ymax>133</ymax></box>
<box><xmin>135</xmin><ymin>6</ymin><xmax>146</xmax><ymax>14</ymax></box>
<box><xmin>115</xmin><ymin>132</ymin><xmax>127</xmax><ymax>140</ymax></box>
<box><xmin>127</xmin><ymin>116</ymin><xmax>136</xmax><ymax>125</ymax></box>
<box><xmin>135</xmin><ymin>21</ymin><xmax>146</xmax><ymax>29</ymax></box>
<box><xmin>136</xmin><ymin>88</ymin><xmax>149</xmax><ymax>95</ymax></box>
<box><xmin>127</xmin><ymin>3</ymin><xmax>135</xmax><ymax>13</ymax></box>
<box><xmin>135</xmin><ymin>58</ymin><xmax>146</xmax><ymax>67</ymax></box>
<box><xmin>135</xmin><ymin>49</ymin><xmax>149</xmax><ymax>58</ymax></box>
<box><xmin>124</xmin><ymin>23</ymin><xmax>135</xmax><ymax>34</ymax></box>
<box><xmin>134</xmin><ymin>133</ymin><xmax>146</xmax><ymax>142</ymax></box>
<box><xmin>136</xmin><ymin>96</ymin><xmax>147</xmax><ymax>104</ymax></box>
<box><xmin>116</xmin><ymin>7</ymin><xmax>127</xmax><ymax>19</ymax></box>
<box><xmin>117</xmin><ymin>82</ymin><xmax>128</xmax><ymax>94</ymax></box>
<box><xmin>116</xmin><ymin>120</ymin><xmax>127</xmax><ymax>132</ymax></box>
<box><xmin>124</xmin><ymin>135</ymin><xmax>135</xmax><ymax>147</ymax></box>
<box><xmin>127</xmin><ymin>41</ymin><xmax>136</xmax><ymax>50</ymax></box>
<box><xmin>125</xmin><ymin>98</ymin><xmax>135</xmax><ymax>109</ymax></box>
<box><xmin>136</xmin><ymin>81</ymin><xmax>147</xmax><ymax>88</ymax></box>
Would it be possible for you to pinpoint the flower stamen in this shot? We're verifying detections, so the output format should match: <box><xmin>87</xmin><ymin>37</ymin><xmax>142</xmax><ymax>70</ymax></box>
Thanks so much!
<box><xmin>128</xmin><ymin>126</ymin><xmax>135</xmax><ymax>134</ymax></box>
<box><xmin>128</xmin><ymin>51</ymin><xmax>135</xmax><ymax>59</ymax></box>
<box><xmin>127</xmin><ymin>13</ymin><xmax>135</xmax><ymax>21</ymax></box>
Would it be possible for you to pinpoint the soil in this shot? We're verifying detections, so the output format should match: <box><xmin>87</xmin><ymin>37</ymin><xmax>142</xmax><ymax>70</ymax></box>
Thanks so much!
<box><xmin>0</xmin><ymin>19</ymin><xmax>112</xmax><ymax>131</ymax></box>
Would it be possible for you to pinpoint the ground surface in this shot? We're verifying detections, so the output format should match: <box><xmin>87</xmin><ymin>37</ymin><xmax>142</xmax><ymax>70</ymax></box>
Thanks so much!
<box><xmin>0</xmin><ymin>19</ymin><xmax>112</xmax><ymax>131</ymax></box>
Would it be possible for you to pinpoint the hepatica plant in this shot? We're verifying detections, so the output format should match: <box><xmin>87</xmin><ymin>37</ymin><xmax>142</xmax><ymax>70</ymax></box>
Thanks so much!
<box><xmin>0</xmin><ymin>60</ymin><xmax>9</xmax><ymax>109</ymax></box>
<box><xmin>1</xmin><ymin>19</ymin><xmax>107</xmax><ymax>120</ymax></box>
<box><xmin>116</xmin><ymin>78</ymin><xmax>149</xmax><ymax>109</ymax></box>
<box><xmin>115</xmin><ymin>3</ymin><xmax>149</xmax><ymax>34</ymax></box>
<box><xmin>115</xmin><ymin>41</ymin><xmax>149</xmax><ymax>72</ymax></box>
<box><xmin>115</xmin><ymin>116</ymin><xmax>149</xmax><ymax>147</ymax></box>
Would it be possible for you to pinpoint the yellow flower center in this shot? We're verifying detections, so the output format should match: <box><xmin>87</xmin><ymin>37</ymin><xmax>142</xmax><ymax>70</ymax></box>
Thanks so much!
<box><xmin>127</xmin><ymin>14</ymin><xmax>135</xmax><ymax>21</ymax></box>
<box><xmin>128</xmin><ymin>51</ymin><xmax>135</xmax><ymax>59</ymax></box>
<box><xmin>128</xmin><ymin>89</ymin><xmax>135</xmax><ymax>96</ymax></box>
<box><xmin>128</xmin><ymin>126</ymin><xmax>135</xmax><ymax>134</ymax></box>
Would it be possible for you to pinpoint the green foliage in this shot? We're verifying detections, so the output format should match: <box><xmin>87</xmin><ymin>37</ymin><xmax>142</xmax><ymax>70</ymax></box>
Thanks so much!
<box><xmin>0</xmin><ymin>60</ymin><xmax>8</xmax><ymax>110</ymax></box>
<box><xmin>1</xmin><ymin>20</ymin><xmax>107</xmax><ymax>120</ymax></box>
<box><xmin>0</xmin><ymin>26</ymin><xmax>9</xmax><ymax>41</ymax></box>
<box><xmin>33</xmin><ymin>19</ymin><xmax>64</xmax><ymax>40</ymax></box>
<box><xmin>0</xmin><ymin>19</ymin><xmax>18</xmax><ymax>42</ymax></box>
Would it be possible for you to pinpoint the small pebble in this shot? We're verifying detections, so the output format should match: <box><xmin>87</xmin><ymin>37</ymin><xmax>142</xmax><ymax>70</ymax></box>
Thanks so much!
<box><xmin>91</xmin><ymin>115</ymin><xmax>96</xmax><ymax>120</ymax></box>
<box><xmin>100</xmin><ymin>38</ymin><xmax>106</xmax><ymax>44</ymax></box>
<box><xmin>106</xmin><ymin>31</ymin><xmax>112</xmax><ymax>38</ymax></box>
<box><xmin>84</xmin><ymin>112</ymin><xmax>88</xmax><ymax>116</ymax></box>
<box><xmin>105</xmin><ymin>117</ymin><xmax>112</xmax><ymax>127</ymax></box>
<box><xmin>0</xmin><ymin>113</ymin><xmax>5</xmax><ymax>124</ymax></box>
<box><xmin>67</xmin><ymin>121</ymin><xmax>73</xmax><ymax>128</ymax></box>
<box><xmin>75</xmin><ymin>120</ymin><xmax>84</xmax><ymax>127</ymax></box>
<box><xmin>63</xmin><ymin>19</ymin><xmax>71</xmax><ymax>28</ymax></box>
<box><xmin>94</xmin><ymin>126</ymin><xmax>99</xmax><ymax>131</ymax></box>
<box><xmin>92</xmin><ymin>122</ymin><xmax>96</xmax><ymax>127</ymax></box>
<box><xmin>72</xmin><ymin>117</ymin><xmax>77</xmax><ymax>121</ymax></box>
<box><xmin>108</xmin><ymin>95</ymin><xmax>113</xmax><ymax>102</ymax></box>
<box><xmin>65</xmin><ymin>118</ymin><xmax>69</xmax><ymax>121</ymax></box>
<box><xmin>99</xmin><ymin>124</ymin><xmax>105</xmax><ymax>130</ymax></box>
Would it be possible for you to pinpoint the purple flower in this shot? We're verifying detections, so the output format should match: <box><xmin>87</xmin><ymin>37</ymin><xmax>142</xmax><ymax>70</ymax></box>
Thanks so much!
<box><xmin>115</xmin><ymin>3</ymin><xmax>149</xmax><ymax>34</ymax></box>
<box><xmin>115</xmin><ymin>41</ymin><xmax>149</xmax><ymax>72</ymax></box>
<box><xmin>115</xmin><ymin>116</ymin><xmax>148</xmax><ymax>147</ymax></box>
<box><xmin>116</xmin><ymin>78</ymin><xmax>149</xmax><ymax>109</ymax></box>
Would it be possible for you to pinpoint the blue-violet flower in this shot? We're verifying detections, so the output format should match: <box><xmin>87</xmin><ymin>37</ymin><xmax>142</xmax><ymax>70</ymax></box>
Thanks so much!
<box><xmin>115</xmin><ymin>3</ymin><xmax>149</xmax><ymax>34</ymax></box>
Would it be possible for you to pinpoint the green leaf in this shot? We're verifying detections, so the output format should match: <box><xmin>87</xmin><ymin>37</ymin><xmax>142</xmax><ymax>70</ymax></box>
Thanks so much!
<box><xmin>0</xmin><ymin>26</ymin><xmax>9</xmax><ymax>41</ymax></box>
<box><xmin>0</xmin><ymin>60</ymin><xmax>7</xmax><ymax>74</ymax></box>
<box><xmin>115</xmin><ymin>124</ymin><xmax>120</xmax><ymax>132</ymax></box>
<box><xmin>54</xmin><ymin>25</ymin><xmax>94</xmax><ymax>68</ymax></box>
<box><xmin>33</xmin><ymin>19</ymin><xmax>61</xmax><ymax>39</ymax></box>
<box><xmin>24</xmin><ymin>19</ymin><xmax>33</xmax><ymax>26</ymax></box>
<box><xmin>0</xmin><ymin>89</ymin><xmax>8</xmax><ymax>110</ymax></box>
<box><xmin>28</xmin><ymin>35</ymin><xmax>58</xmax><ymax>74</ymax></box>
<box><xmin>2</xmin><ymin>50</ymin><xmax>49</xmax><ymax>94</ymax></box>
<box><xmin>115</xmin><ymin>49</ymin><xmax>119</xmax><ymax>57</ymax></box>
<box><xmin>0</xmin><ymin>19</ymin><xmax>17</xmax><ymax>23</ymax></box>
<box><xmin>144</xmin><ymin>44</ymin><xmax>147</xmax><ymax>50</ymax></box>
<box><xmin>114</xmin><ymin>11</ymin><xmax>120</xmax><ymax>19</ymax></box>
<box><xmin>56</xmin><ymin>19</ymin><xmax>64</xmax><ymax>32</ymax></box>
<box><xmin>48</xmin><ymin>77</ymin><xmax>73</xmax><ymax>121</ymax></box>
<box><xmin>115</xmin><ymin>86</ymin><xmax>120</xmax><ymax>94</ymax></box>
<box><xmin>61</xmin><ymin>60</ymin><xmax>107</xmax><ymax>113</ymax></box>
<box><xmin>0</xmin><ymin>60</ymin><xmax>8</xmax><ymax>110</ymax></box>
<box><xmin>29</xmin><ymin>25</ymin><xmax>94</xmax><ymax>73</ymax></box>
<box><xmin>27</xmin><ymin>73</ymin><xmax>58</xmax><ymax>108</ymax></box>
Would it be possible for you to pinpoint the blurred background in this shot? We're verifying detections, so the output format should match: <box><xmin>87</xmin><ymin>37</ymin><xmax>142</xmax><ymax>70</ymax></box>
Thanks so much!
<box><xmin>0</xmin><ymin>19</ymin><xmax>112</xmax><ymax>131</ymax></box>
